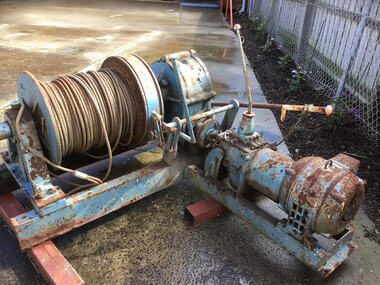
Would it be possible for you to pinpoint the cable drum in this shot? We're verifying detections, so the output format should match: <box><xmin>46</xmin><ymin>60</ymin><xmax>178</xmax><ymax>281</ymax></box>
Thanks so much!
<box><xmin>37</xmin><ymin>69</ymin><xmax>136</xmax><ymax>159</ymax></box>
<box><xmin>17</xmin><ymin>55</ymin><xmax>163</xmax><ymax>167</ymax></box>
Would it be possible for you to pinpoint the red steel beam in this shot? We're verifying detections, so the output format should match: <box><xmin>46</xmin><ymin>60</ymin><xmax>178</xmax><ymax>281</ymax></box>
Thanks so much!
<box><xmin>0</xmin><ymin>193</ymin><xmax>84</xmax><ymax>285</ymax></box>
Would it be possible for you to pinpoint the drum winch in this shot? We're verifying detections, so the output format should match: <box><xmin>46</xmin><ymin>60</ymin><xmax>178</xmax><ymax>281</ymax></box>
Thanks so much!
<box><xmin>0</xmin><ymin>50</ymin><xmax>365</xmax><ymax>277</ymax></box>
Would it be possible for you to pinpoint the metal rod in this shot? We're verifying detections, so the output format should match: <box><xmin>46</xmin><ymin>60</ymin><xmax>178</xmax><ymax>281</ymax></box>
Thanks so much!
<box><xmin>165</xmin><ymin>103</ymin><xmax>236</xmax><ymax>129</ymax></box>
<box><xmin>234</xmin><ymin>24</ymin><xmax>254</xmax><ymax>114</ymax></box>
<box><xmin>211</xmin><ymin>102</ymin><xmax>332</xmax><ymax>115</ymax></box>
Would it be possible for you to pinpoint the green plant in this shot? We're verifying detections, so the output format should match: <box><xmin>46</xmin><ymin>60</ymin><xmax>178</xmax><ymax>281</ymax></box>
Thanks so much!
<box><xmin>260</xmin><ymin>36</ymin><xmax>274</xmax><ymax>53</ymax></box>
<box><xmin>287</xmin><ymin>66</ymin><xmax>306</xmax><ymax>92</ymax></box>
<box><xmin>249</xmin><ymin>15</ymin><xmax>260</xmax><ymax>27</ymax></box>
<box><xmin>277</xmin><ymin>55</ymin><xmax>290</xmax><ymax>71</ymax></box>
<box><xmin>256</xmin><ymin>18</ymin><xmax>267</xmax><ymax>37</ymax></box>
<box><xmin>249</xmin><ymin>15</ymin><xmax>268</xmax><ymax>38</ymax></box>
<box><xmin>325</xmin><ymin>90</ymin><xmax>360</xmax><ymax>131</ymax></box>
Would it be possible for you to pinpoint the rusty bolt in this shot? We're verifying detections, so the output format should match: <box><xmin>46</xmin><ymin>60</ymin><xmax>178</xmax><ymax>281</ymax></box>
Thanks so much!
<box><xmin>34</xmin><ymin>192</ymin><xmax>45</xmax><ymax>199</ymax></box>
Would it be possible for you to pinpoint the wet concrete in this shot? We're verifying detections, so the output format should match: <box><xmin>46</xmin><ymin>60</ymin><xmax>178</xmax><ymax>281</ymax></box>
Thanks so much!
<box><xmin>0</xmin><ymin>0</ymin><xmax>379</xmax><ymax>284</ymax></box>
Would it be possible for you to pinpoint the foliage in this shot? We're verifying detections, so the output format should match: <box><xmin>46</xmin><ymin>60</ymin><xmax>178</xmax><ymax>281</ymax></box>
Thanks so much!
<box><xmin>256</xmin><ymin>18</ymin><xmax>267</xmax><ymax>37</ymax></box>
<box><xmin>325</xmin><ymin>90</ymin><xmax>361</xmax><ymax>131</ymax></box>
<box><xmin>277</xmin><ymin>55</ymin><xmax>290</xmax><ymax>71</ymax></box>
<box><xmin>287</xmin><ymin>66</ymin><xmax>306</xmax><ymax>92</ymax></box>
<box><xmin>259</xmin><ymin>36</ymin><xmax>275</xmax><ymax>53</ymax></box>
<box><xmin>249</xmin><ymin>15</ymin><xmax>268</xmax><ymax>38</ymax></box>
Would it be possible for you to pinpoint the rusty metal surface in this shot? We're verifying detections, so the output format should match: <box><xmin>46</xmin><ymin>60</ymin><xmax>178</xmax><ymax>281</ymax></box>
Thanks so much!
<box><xmin>10</xmin><ymin>154</ymin><xmax>199</xmax><ymax>250</ymax></box>
<box><xmin>211</xmin><ymin>102</ymin><xmax>330</xmax><ymax>115</ymax></box>
<box><xmin>331</xmin><ymin>153</ymin><xmax>361</xmax><ymax>172</ymax></box>
<box><xmin>4</xmin><ymin>108</ymin><xmax>66</xmax><ymax>213</ymax></box>
<box><xmin>0</xmin><ymin>193</ymin><xmax>84</xmax><ymax>285</ymax></box>
<box><xmin>184</xmin><ymin>164</ymin><xmax>359</xmax><ymax>277</ymax></box>
<box><xmin>101</xmin><ymin>55</ymin><xmax>163</xmax><ymax>147</ymax></box>
<box><xmin>285</xmin><ymin>156</ymin><xmax>365</xmax><ymax>235</ymax></box>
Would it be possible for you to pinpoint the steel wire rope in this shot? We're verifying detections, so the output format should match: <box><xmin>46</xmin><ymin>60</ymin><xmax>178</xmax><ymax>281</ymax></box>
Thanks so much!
<box><xmin>16</xmin><ymin>68</ymin><xmax>137</xmax><ymax>190</ymax></box>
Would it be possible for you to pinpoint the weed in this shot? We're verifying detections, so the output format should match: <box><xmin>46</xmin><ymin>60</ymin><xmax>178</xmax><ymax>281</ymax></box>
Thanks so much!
<box><xmin>287</xmin><ymin>66</ymin><xmax>306</xmax><ymax>92</ymax></box>
<box><xmin>277</xmin><ymin>55</ymin><xmax>290</xmax><ymax>71</ymax></box>
<box><xmin>325</xmin><ymin>90</ymin><xmax>361</xmax><ymax>131</ymax></box>
<box><xmin>260</xmin><ymin>36</ymin><xmax>275</xmax><ymax>53</ymax></box>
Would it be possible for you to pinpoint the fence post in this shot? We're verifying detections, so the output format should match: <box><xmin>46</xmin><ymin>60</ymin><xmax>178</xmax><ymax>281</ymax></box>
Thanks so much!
<box><xmin>335</xmin><ymin>0</ymin><xmax>373</xmax><ymax>99</ymax></box>
<box><xmin>297</xmin><ymin>0</ymin><xmax>317</xmax><ymax>65</ymax></box>
<box><xmin>248</xmin><ymin>0</ymin><xmax>254</xmax><ymax>17</ymax></box>
<box><xmin>275</xmin><ymin>0</ymin><xmax>284</xmax><ymax>38</ymax></box>
<box><xmin>253</xmin><ymin>0</ymin><xmax>262</xmax><ymax>16</ymax></box>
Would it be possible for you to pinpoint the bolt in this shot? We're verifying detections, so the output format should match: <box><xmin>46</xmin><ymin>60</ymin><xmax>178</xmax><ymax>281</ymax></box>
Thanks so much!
<box><xmin>160</xmin><ymin>79</ymin><xmax>169</xmax><ymax>87</ymax></box>
<box><xmin>34</xmin><ymin>192</ymin><xmax>45</xmax><ymax>199</ymax></box>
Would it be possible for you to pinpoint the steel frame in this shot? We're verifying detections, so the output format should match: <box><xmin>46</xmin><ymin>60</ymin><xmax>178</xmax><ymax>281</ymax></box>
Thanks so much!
<box><xmin>7</xmin><ymin>152</ymin><xmax>198</xmax><ymax>250</ymax></box>
<box><xmin>184</xmin><ymin>164</ymin><xmax>357</xmax><ymax>277</ymax></box>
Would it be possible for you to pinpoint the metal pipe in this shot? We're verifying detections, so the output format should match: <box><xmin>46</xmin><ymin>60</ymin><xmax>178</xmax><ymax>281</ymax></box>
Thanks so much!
<box><xmin>211</xmin><ymin>102</ymin><xmax>333</xmax><ymax>115</ymax></box>
<box><xmin>0</xmin><ymin>122</ymin><xmax>11</xmax><ymax>140</ymax></box>
<box><xmin>239</xmin><ymin>0</ymin><xmax>246</xmax><ymax>13</ymax></box>
<box><xmin>234</xmin><ymin>24</ymin><xmax>254</xmax><ymax>114</ymax></box>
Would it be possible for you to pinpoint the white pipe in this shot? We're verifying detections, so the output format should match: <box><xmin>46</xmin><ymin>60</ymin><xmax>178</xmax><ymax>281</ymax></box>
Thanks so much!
<box><xmin>239</xmin><ymin>0</ymin><xmax>246</xmax><ymax>13</ymax></box>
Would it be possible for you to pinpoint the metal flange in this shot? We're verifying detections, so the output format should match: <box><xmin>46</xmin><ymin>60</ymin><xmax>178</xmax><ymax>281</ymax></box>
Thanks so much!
<box><xmin>16</xmin><ymin>54</ymin><xmax>164</xmax><ymax>165</ymax></box>
<box><xmin>102</xmin><ymin>55</ymin><xmax>164</xmax><ymax>147</ymax></box>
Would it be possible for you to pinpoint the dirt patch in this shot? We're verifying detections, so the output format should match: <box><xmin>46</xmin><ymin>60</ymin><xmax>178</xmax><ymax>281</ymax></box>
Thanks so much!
<box><xmin>236</xmin><ymin>14</ymin><xmax>380</xmax><ymax>235</ymax></box>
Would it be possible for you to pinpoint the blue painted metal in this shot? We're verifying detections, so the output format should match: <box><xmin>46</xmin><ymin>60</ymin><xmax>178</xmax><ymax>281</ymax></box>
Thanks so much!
<box><xmin>221</xmin><ymin>99</ymin><xmax>240</xmax><ymax>130</ymax></box>
<box><xmin>0</xmin><ymin>122</ymin><xmax>11</xmax><ymax>140</ymax></box>
<box><xmin>236</xmin><ymin>111</ymin><xmax>259</xmax><ymax>143</ymax></box>
<box><xmin>0</xmin><ymin>50</ymin><xmax>363</xmax><ymax>277</ymax></box>
<box><xmin>184</xmin><ymin>165</ymin><xmax>357</xmax><ymax>277</ymax></box>
<box><xmin>17</xmin><ymin>71</ymin><xmax>61</xmax><ymax>164</ymax></box>
<box><xmin>204</xmin><ymin>148</ymin><xmax>224</xmax><ymax>177</ymax></box>
<box><xmin>10</xmin><ymin>153</ymin><xmax>198</xmax><ymax>250</ymax></box>
<box><xmin>180</xmin><ymin>3</ymin><xmax>219</xmax><ymax>8</ymax></box>
<box><xmin>172</xmin><ymin>59</ymin><xmax>196</xmax><ymax>143</ymax></box>
<box><xmin>208</xmin><ymin>120</ymin><xmax>364</xmax><ymax>239</ymax></box>
<box><xmin>246</xmin><ymin>148</ymin><xmax>293</xmax><ymax>202</ymax></box>
<box><xmin>150</xmin><ymin>50</ymin><xmax>215</xmax><ymax>123</ymax></box>
<box><xmin>4</xmin><ymin>108</ymin><xmax>66</xmax><ymax>216</ymax></box>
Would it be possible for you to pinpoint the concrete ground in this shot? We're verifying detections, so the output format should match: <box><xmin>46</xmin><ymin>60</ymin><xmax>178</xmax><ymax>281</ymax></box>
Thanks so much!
<box><xmin>0</xmin><ymin>0</ymin><xmax>379</xmax><ymax>284</ymax></box>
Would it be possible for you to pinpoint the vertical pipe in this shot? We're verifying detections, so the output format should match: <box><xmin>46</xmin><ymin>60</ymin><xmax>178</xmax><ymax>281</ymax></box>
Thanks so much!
<box><xmin>239</xmin><ymin>0</ymin><xmax>246</xmax><ymax>14</ymax></box>
<box><xmin>234</xmin><ymin>24</ymin><xmax>254</xmax><ymax>113</ymax></box>
<box><xmin>229</xmin><ymin>0</ymin><xmax>233</xmax><ymax>29</ymax></box>
<box><xmin>225</xmin><ymin>0</ymin><xmax>229</xmax><ymax>19</ymax></box>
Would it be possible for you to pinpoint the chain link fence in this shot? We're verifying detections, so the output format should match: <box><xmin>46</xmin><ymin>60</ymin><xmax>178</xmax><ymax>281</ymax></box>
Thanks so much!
<box><xmin>245</xmin><ymin>0</ymin><xmax>380</xmax><ymax>142</ymax></box>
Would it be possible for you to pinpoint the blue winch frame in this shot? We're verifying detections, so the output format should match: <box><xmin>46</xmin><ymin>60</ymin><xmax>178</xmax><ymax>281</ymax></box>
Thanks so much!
<box><xmin>0</xmin><ymin>100</ymin><xmax>357</xmax><ymax>277</ymax></box>
<box><xmin>0</xmin><ymin>49</ymin><xmax>359</xmax><ymax>278</ymax></box>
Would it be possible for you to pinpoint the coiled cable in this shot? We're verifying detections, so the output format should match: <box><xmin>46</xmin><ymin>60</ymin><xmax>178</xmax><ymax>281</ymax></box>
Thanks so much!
<box><xmin>16</xmin><ymin>68</ymin><xmax>136</xmax><ymax>187</ymax></box>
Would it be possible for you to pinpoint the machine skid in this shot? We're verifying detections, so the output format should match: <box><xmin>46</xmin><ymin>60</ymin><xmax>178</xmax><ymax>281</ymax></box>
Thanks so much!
<box><xmin>184</xmin><ymin>165</ymin><xmax>357</xmax><ymax>277</ymax></box>
<box><xmin>8</xmin><ymin>153</ymin><xmax>197</xmax><ymax>250</ymax></box>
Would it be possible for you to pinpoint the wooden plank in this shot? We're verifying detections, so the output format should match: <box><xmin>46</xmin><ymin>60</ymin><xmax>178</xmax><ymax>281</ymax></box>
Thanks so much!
<box><xmin>0</xmin><ymin>193</ymin><xmax>84</xmax><ymax>285</ymax></box>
